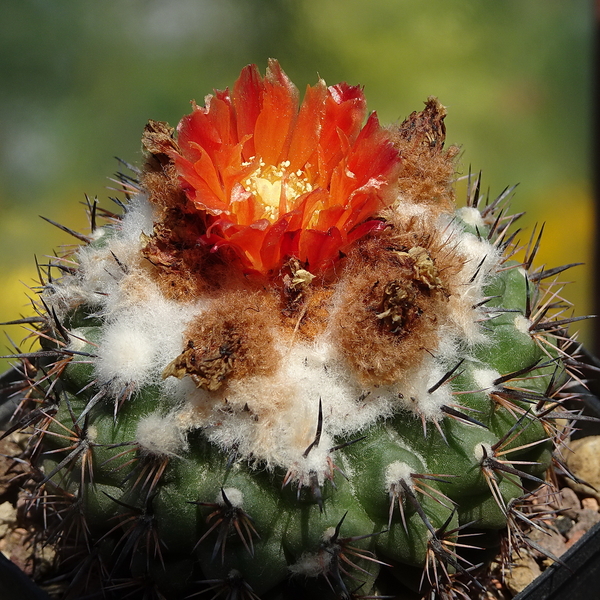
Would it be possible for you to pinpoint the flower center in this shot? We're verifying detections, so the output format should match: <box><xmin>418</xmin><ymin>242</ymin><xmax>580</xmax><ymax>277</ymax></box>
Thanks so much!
<box><xmin>242</xmin><ymin>159</ymin><xmax>313</xmax><ymax>222</ymax></box>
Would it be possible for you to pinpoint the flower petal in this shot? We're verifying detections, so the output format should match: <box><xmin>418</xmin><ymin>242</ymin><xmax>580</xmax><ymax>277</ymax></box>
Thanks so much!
<box><xmin>253</xmin><ymin>59</ymin><xmax>299</xmax><ymax>165</ymax></box>
<box><xmin>287</xmin><ymin>79</ymin><xmax>328</xmax><ymax>173</ymax></box>
<box><xmin>233</xmin><ymin>64</ymin><xmax>265</xmax><ymax>160</ymax></box>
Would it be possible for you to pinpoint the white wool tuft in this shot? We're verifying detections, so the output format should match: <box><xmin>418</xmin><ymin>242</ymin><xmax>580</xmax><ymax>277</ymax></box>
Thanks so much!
<box><xmin>118</xmin><ymin>194</ymin><xmax>155</xmax><ymax>243</ymax></box>
<box><xmin>195</xmin><ymin>340</ymin><xmax>399</xmax><ymax>478</ymax></box>
<box><xmin>473</xmin><ymin>368</ymin><xmax>500</xmax><ymax>392</ymax></box>
<box><xmin>455</xmin><ymin>233</ymin><xmax>500</xmax><ymax>285</ymax></box>
<box><xmin>135</xmin><ymin>412</ymin><xmax>188</xmax><ymax>456</ymax></box>
<box><xmin>289</xmin><ymin>527</ymin><xmax>338</xmax><ymax>576</ymax></box>
<box><xmin>89</xmin><ymin>227</ymin><xmax>107</xmax><ymax>243</ymax></box>
<box><xmin>93</xmin><ymin>277</ymin><xmax>198</xmax><ymax>394</ymax></box>
<box><xmin>473</xmin><ymin>442</ymin><xmax>493</xmax><ymax>463</ymax></box>
<box><xmin>456</xmin><ymin>206</ymin><xmax>485</xmax><ymax>229</ymax></box>
<box><xmin>289</xmin><ymin>550</ymin><xmax>331</xmax><ymax>577</ymax></box>
<box><xmin>283</xmin><ymin>341</ymin><xmax>396</xmax><ymax>436</ymax></box>
<box><xmin>392</xmin><ymin>198</ymin><xmax>430</xmax><ymax>218</ymax></box>
<box><xmin>514</xmin><ymin>314</ymin><xmax>531</xmax><ymax>334</ymax></box>
<box><xmin>218</xmin><ymin>487</ymin><xmax>244</xmax><ymax>508</ymax></box>
<box><xmin>71</xmin><ymin>236</ymin><xmax>143</xmax><ymax>309</ymax></box>
<box><xmin>87</xmin><ymin>424</ymin><xmax>98</xmax><ymax>443</ymax></box>
<box><xmin>385</xmin><ymin>461</ymin><xmax>414</xmax><ymax>492</ymax></box>
<box><xmin>440</xmin><ymin>220</ymin><xmax>501</xmax><ymax>346</ymax></box>
<box><xmin>96</xmin><ymin>323</ymin><xmax>156</xmax><ymax>386</ymax></box>
<box><xmin>390</xmin><ymin>355</ymin><xmax>455</xmax><ymax>420</ymax></box>
<box><xmin>322</xmin><ymin>526</ymin><xmax>336</xmax><ymax>542</ymax></box>
<box><xmin>67</xmin><ymin>329</ymin><xmax>90</xmax><ymax>353</ymax></box>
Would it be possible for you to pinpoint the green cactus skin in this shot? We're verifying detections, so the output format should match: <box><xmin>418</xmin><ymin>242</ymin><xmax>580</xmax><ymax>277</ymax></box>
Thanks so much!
<box><xmin>3</xmin><ymin>69</ymin><xmax>583</xmax><ymax>600</ymax></box>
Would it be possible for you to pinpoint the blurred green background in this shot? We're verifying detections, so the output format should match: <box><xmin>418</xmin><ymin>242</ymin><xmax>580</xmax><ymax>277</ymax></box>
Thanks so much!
<box><xmin>0</xmin><ymin>0</ymin><xmax>593</xmax><ymax>368</ymax></box>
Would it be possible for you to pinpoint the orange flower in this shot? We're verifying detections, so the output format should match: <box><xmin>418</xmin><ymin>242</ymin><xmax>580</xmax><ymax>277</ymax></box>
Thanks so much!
<box><xmin>172</xmin><ymin>59</ymin><xmax>401</xmax><ymax>275</ymax></box>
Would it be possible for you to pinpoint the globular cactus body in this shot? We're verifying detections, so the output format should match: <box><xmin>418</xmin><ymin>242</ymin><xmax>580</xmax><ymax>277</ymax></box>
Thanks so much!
<box><xmin>6</xmin><ymin>61</ymin><xmax>581</xmax><ymax>599</ymax></box>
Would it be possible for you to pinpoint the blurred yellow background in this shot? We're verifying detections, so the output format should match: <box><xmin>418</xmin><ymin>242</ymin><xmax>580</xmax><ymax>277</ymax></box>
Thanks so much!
<box><xmin>0</xmin><ymin>0</ymin><xmax>592</xmax><ymax>369</ymax></box>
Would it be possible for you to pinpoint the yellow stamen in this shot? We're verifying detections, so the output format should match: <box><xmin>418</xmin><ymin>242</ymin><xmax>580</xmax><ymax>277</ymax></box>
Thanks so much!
<box><xmin>242</xmin><ymin>160</ymin><xmax>313</xmax><ymax>222</ymax></box>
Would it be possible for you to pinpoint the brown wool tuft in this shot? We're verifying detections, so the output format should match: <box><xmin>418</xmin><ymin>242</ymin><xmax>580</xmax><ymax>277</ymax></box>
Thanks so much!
<box><xmin>276</xmin><ymin>258</ymin><xmax>335</xmax><ymax>340</ymax></box>
<box><xmin>330</xmin><ymin>218</ymin><xmax>464</xmax><ymax>385</ymax></box>
<box><xmin>390</xmin><ymin>97</ymin><xmax>459</xmax><ymax>213</ymax></box>
<box><xmin>163</xmin><ymin>290</ymin><xmax>281</xmax><ymax>391</ymax></box>
<box><xmin>140</xmin><ymin>207</ymin><xmax>247</xmax><ymax>301</ymax></box>
<box><xmin>278</xmin><ymin>284</ymin><xmax>335</xmax><ymax>341</ymax></box>
<box><xmin>141</xmin><ymin>120</ymin><xmax>189</xmax><ymax>215</ymax></box>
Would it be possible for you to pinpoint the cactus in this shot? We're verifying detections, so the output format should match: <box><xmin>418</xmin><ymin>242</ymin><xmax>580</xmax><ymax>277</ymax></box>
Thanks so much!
<box><xmin>3</xmin><ymin>61</ymin><xmax>584</xmax><ymax>599</ymax></box>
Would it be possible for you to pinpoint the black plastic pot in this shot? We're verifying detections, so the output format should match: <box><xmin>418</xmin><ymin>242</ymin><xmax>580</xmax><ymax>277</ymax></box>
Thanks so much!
<box><xmin>0</xmin><ymin>551</ymin><xmax>51</xmax><ymax>600</ymax></box>
<box><xmin>514</xmin><ymin>520</ymin><xmax>600</xmax><ymax>600</ymax></box>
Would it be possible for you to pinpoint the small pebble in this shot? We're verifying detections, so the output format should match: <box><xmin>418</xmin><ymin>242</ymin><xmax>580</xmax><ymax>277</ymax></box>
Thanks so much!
<box><xmin>582</xmin><ymin>497</ymin><xmax>599</xmax><ymax>511</ymax></box>
<box><xmin>528</xmin><ymin>527</ymin><xmax>568</xmax><ymax>560</ymax></box>
<box><xmin>568</xmin><ymin>508</ymin><xmax>600</xmax><ymax>538</ymax></box>
<box><xmin>0</xmin><ymin>502</ymin><xmax>16</xmax><ymax>537</ymax></box>
<box><xmin>504</xmin><ymin>554</ymin><xmax>542</xmax><ymax>595</ymax></box>
<box><xmin>565</xmin><ymin>436</ymin><xmax>600</xmax><ymax>501</ymax></box>
<box><xmin>0</xmin><ymin>502</ymin><xmax>16</xmax><ymax>524</ymax></box>
<box><xmin>553</xmin><ymin>515</ymin><xmax>574</xmax><ymax>535</ymax></box>
<box><xmin>565</xmin><ymin>529</ymin><xmax>586</xmax><ymax>548</ymax></box>
<box><xmin>555</xmin><ymin>487</ymin><xmax>580</xmax><ymax>519</ymax></box>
